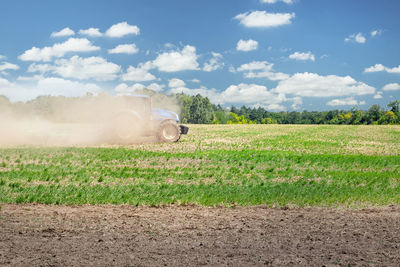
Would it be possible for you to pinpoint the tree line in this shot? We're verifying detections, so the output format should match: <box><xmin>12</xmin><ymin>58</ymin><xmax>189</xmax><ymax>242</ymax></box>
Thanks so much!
<box><xmin>1</xmin><ymin>92</ymin><xmax>399</xmax><ymax>125</ymax></box>
<box><xmin>175</xmin><ymin>93</ymin><xmax>400</xmax><ymax>125</ymax></box>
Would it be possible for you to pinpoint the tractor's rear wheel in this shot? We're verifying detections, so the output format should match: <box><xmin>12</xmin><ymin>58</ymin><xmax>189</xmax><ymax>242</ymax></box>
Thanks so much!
<box><xmin>157</xmin><ymin>120</ymin><xmax>181</xmax><ymax>143</ymax></box>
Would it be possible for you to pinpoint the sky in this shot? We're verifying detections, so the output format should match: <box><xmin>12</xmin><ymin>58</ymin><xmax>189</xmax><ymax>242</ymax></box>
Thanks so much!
<box><xmin>0</xmin><ymin>0</ymin><xmax>399</xmax><ymax>111</ymax></box>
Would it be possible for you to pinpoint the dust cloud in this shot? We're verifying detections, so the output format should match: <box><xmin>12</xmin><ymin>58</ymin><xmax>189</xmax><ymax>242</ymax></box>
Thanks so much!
<box><xmin>0</xmin><ymin>92</ymin><xmax>180</xmax><ymax>146</ymax></box>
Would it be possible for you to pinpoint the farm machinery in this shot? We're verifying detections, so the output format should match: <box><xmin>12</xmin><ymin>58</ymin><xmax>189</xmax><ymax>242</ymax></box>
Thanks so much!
<box><xmin>110</xmin><ymin>94</ymin><xmax>188</xmax><ymax>143</ymax></box>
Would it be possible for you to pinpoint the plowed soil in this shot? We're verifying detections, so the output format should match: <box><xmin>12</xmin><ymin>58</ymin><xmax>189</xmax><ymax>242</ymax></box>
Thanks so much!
<box><xmin>1</xmin><ymin>204</ymin><xmax>400</xmax><ymax>266</ymax></box>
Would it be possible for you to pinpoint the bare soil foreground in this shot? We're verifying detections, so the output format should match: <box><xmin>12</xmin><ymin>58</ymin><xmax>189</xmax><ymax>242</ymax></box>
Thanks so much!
<box><xmin>1</xmin><ymin>205</ymin><xmax>400</xmax><ymax>266</ymax></box>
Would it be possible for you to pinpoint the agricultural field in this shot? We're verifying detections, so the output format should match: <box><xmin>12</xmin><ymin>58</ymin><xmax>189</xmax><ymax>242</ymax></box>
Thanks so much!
<box><xmin>0</xmin><ymin>124</ymin><xmax>400</xmax><ymax>206</ymax></box>
<box><xmin>1</xmin><ymin>124</ymin><xmax>400</xmax><ymax>266</ymax></box>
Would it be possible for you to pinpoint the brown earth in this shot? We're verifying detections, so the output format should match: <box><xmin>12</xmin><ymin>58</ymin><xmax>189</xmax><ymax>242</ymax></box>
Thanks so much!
<box><xmin>1</xmin><ymin>204</ymin><xmax>400</xmax><ymax>266</ymax></box>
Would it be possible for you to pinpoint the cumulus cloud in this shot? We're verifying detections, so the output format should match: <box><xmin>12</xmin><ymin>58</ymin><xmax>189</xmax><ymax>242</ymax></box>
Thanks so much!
<box><xmin>345</xmin><ymin>33</ymin><xmax>366</xmax><ymax>43</ymax></box>
<box><xmin>115</xmin><ymin>82</ymin><xmax>165</xmax><ymax>93</ymax></box>
<box><xmin>260</xmin><ymin>0</ymin><xmax>293</xmax><ymax>3</ymax></box>
<box><xmin>152</xmin><ymin>45</ymin><xmax>199</xmax><ymax>72</ymax></box>
<box><xmin>169</xmin><ymin>83</ymin><xmax>286</xmax><ymax>110</ymax></box>
<box><xmin>274</xmin><ymin>72</ymin><xmax>375</xmax><ymax>97</ymax></box>
<box><xmin>79</xmin><ymin>28</ymin><xmax>103</xmax><ymax>37</ymax></box>
<box><xmin>0</xmin><ymin>77</ymin><xmax>100</xmax><ymax>102</ymax></box>
<box><xmin>237</xmin><ymin>61</ymin><xmax>289</xmax><ymax>81</ymax></box>
<box><xmin>203</xmin><ymin>52</ymin><xmax>224</xmax><ymax>72</ymax></box>
<box><xmin>115</xmin><ymin>83</ymin><xmax>143</xmax><ymax>93</ymax></box>
<box><xmin>0</xmin><ymin>62</ymin><xmax>19</xmax><ymax>72</ymax></box>
<box><xmin>234</xmin><ymin>11</ymin><xmax>295</xmax><ymax>28</ymax></box>
<box><xmin>364</xmin><ymin>64</ymin><xmax>385</xmax><ymax>73</ymax></box>
<box><xmin>168</xmin><ymin>78</ymin><xmax>186</xmax><ymax>88</ymax></box>
<box><xmin>290</xmin><ymin>96</ymin><xmax>302</xmax><ymax>110</ymax></box>
<box><xmin>51</xmin><ymin>27</ymin><xmax>75</xmax><ymax>37</ymax></box>
<box><xmin>220</xmin><ymin>83</ymin><xmax>286</xmax><ymax>105</ymax></box>
<box><xmin>0</xmin><ymin>55</ymin><xmax>6</xmax><ymax>60</ymax></box>
<box><xmin>236</xmin><ymin>39</ymin><xmax>258</xmax><ymax>52</ymax></box>
<box><xmin>364</xmin><ymin>64</ymin><xmax>400</xmax><ymax>74</ymax></box>
<box><xmin>382</xmin><ymin>83</ymin><xmax>400</xmax><ymax>91</ymax></box>
<box><xmin>147</xmin><ymin>83</ymin><xmax>165</xmax><ymax>92</ymax></box>
<box><xmin>289</xmin><ymin>51</ymin><xmax>315</xmax><ymax>61</ymax></box>
<box><xmin>105</xmin><ymin>22</ymin><xmax>140</xmax><ymax>38</ymax></box>
<box><xmin>0</xmin><ymin>77</ymin><xmax>11</xmax><ymax>86</ymax></box>
<box><xmin>373</xmin><ymin>91</ymin><xmax>383</xmax><ymax>99</ymax></box>
<box><xmin>28</xmin><ymin>56</ymin><xmax>121</xmax><ymax>81</ymax></box>
<box><xmin>327</xmin><ymin>97</ymin><xmax>365</xmax><ymax>107</ymax></box>
<box><xmin>122</xmin><ymin>62</ymin><xmax>156</xmax><ymax>82</ymax></box>
<box><xmin>19</xmin><ymin>38</ymin><xmax>100</xmax><ymax>62</ymax></box>
<box><xmin>108</xmin><ymin>44</ymin><xmax>139</xmax><ymax>54</ymax></box>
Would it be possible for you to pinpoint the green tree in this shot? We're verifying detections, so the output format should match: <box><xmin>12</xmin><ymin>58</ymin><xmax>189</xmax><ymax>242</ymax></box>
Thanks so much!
<box><xmin>188</xmin><ymin>94</ymin><xmax>214</xmax><ymax>124</ymax></box>
<box><xmin>175</xmin><ymin>93</ymin><xmax>193</xmax><ymax>123</ymax></box>
<box><xmin>365</xmin><ymin>104</ymin><xmax>382</xmax><ymax>124</ymax></box>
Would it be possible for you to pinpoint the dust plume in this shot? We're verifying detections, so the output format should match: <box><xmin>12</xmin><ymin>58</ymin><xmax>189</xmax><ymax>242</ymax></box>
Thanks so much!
<box><xmin>0</xmin><ymin>92</ymin><xmax>180</xmax><ymax>146</ymax></box>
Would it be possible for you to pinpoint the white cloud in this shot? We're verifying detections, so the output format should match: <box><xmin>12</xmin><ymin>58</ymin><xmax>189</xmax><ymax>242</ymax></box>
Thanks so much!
<box><xmin>289</xmin><ymin>51</ymin><xmax>315</xmax><ymax>61</ymax></box>
<box><xmin>236</xmin><ymin>39</ymin><xmax>258</xmax><ymax>52</ymax></box>
<box><xmin>168</xmin><ymin>78</ymin><xmax>186</xmax><ymax>88</ymax></box>
<box><xmin>371</xmin><ymin>29</ymin><xmax>382</xmax><ymax>37</ymax></box>
<box><xmin>27</xmin><ymin>63</ymin><xmax>52</xmax><ymax>74</ymax></box>
<box><xmin>274</xmin><ymin>72</ymin><xmax>375</xmax><ymax>97</ymax></box>
<box><xmin>152</xmin><ymin>45</ymin><xmax>199</xmax><ymax>72</ymax></box>
<box><xmin>237</xmin><ymin>61</ymin><xmax>289</xmax><ymax>81</ymax></box>
<box><xmin>364</xmin><ymin>64</ymin><xmax>400</xmax><ymax>74</ymax></box>
<box><xmin>203</xmin><ymin>52</ymin><xmax>224</xmax><ymax>72</ymax></box>
<box><xmin>0</xmin><ymin>77</ymin><xmax>100</xmax><ymax>102</ymax></box>
<box><xmin>237</xmin><ymin>61</ymin><xmax>273</xmax><ymax>72</ymax></box>
<box><xmin>263</xmin><ymin>104</ymin><xmax>287</xmax><ymax>111</ymax></box>
<box><xmin>260</xmin><ymin>0</ymin><xmax>293</xmax><ymax>3</ymax></box>
<box><xmin>345</xmin><ymin>33</ymin><xmax>366</xmax><ymax>44</ymax></box>
<box><xmin>122</xmin><ymin>62</ymin><xmax>156</xmax><ymax>82</ymax></box>
<box><xmin>105</xmin><ymin>22</ymin><xmax>140</xmax><ymax>38</ymax></box>
<box><xmin>364</xmin><ymin>64</ymin><xmax>385</xmax><ymax>73</ymax></box>
<box><xmin>19</xmin><ymin>38</ymin><xmax>100</xmax><ymax>62</ymax></box>
<box><xmin>373</xmin><ymin>91</ymin><xmax>383</xmax><ymax>99</ymax></box>
<box><xmin>36</xmin><ymin>77</ymin><xmax>100</xmax><ymax>95</ymax></box>
<box><xmin>0</xmin><ymin>55</ymin><xmax>6</xmax><ymax>60</ymax></box>
<box><xmin>108</xmin><ymin>44</ymin><xmax>139</xmax><ymax>54</ymax></box>
<box><xmin>327</xmin><ymin>97</ymin><xmax>364</xmax><ymax>107</ymax></box>
<box><xmin>290</xmin><ymin>96</ymin><xmax>302</xmax><ymax>110</ymax></box>
<box><xmin>28</xmin><ymin>56</ymin><xmax>121</xmax><ymax>81</ymax></box>
<box><xmin>16</xmin><ymin>75</ymin><xmax>44</xmax><ymax>81</ymax></box>
<box><xmin>189</xmin><ymin>78</ymin><xmax>200</xmax><ymax>83</ymax></box>
<box><xmin>0</xmin><ymin>77</ymin><xmax>11</xmax><ymax>86</ymax></box>
<box><xmin>115</xmin><ymin>83</ymin><xmax>147</xmax><ymax>93</ymax></box>
<box><xmin>147</xmin><ymin>83</ymin><xmax>165</xmax><ymax>92</ymax></box>
<box><xmin>0</xmin><ymin>62</ymin><xmax>19</xmax><ymax>72</ymax></box>
<box><xmin>79</xmin><ymin>28</ymin><xmax>102</xmax><ymax>37</ymax></box>
<box><xmin>117</xmin><ymin>82</ymin><xmax>165</xmax><ymax>93</ymax></box>
<box><xmin>220</xmin><ymin>83</ymin><xmax>286</xmax><ymax>105</ymax></box>
<box><xmin>234</xmin><ymin>11</ymin><xmax>295</xmax><ymax>28</ymax></box>
<box><xmin>51</xmin><ymin>27</ymin><xmax>75</xmax><ymax>37</ymax></box>
<box><xmin>169</xmin><ymin>83</ymin><xmax>286</xmax><ymax>109</ymax></box>
<box><xmin>382</xmin><ymin>83</ymin><xmax>400</xmax><ymax>91</ymax></box>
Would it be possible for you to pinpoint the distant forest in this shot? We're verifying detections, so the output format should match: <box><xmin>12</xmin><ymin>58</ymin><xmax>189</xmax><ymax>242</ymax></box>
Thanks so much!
<box><xmin>1</xmin><ymin>92</ymin><xmax>399</xmax><ymax>125</ymax></box>
<box><xmin>175</xmin><ymin>93</ymin><xmax>400</xmax><ymax>125</ymax></box>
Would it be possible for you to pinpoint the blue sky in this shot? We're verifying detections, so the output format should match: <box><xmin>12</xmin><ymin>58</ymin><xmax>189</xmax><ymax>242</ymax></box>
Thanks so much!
<box><xmin>1</xmin><ymin>0</ymin><xmax>399</xmax><ymax>111</ymax></box>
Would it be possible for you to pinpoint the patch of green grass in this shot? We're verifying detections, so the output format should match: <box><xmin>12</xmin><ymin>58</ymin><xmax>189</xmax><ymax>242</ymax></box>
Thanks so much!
<box><xmin>0</xmin><ymin>125</ymin><xmax>399</xmax><ymax>207</ymax></box>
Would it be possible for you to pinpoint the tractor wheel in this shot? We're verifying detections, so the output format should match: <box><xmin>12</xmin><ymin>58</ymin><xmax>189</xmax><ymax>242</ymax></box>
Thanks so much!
<box><xmin>157</xmin><ymin>120</ymin><xmax>181</xmax><ymax>143</ymax></box>
<box><xmin>111</xmin><ymin>112</ymin><xmax>140</xmax><ymax>143</ymax></box>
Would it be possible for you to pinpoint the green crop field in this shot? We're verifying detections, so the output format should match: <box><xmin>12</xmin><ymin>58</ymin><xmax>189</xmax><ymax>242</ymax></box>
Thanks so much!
<box><xmin>0</xmin><ymin>124</ymin><xmax>399</xmax><ymax>207</ymax></box>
